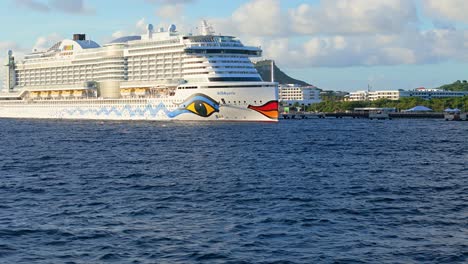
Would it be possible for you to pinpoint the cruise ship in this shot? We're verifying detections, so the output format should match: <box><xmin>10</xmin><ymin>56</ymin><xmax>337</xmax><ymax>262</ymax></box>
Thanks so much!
<box><xmin>0</xmin><ymin>21</ymin><xmax>278</xmax><ymax>122</ymax></box>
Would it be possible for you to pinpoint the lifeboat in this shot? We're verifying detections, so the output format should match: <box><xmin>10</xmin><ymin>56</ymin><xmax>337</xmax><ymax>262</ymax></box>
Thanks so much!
<box><xmin>51</xmin><ymin>91</ymin><xmax>60</xmax><ymax>98</ymax></box>
<box><xmin>135</xmin><ymin>88</ymin><xmax>148</xmax><ymax>96</ymax></box>
<box><xmin>120</xmin><ymin>88</ymin><xmax>132</xmax><ymax>96</ymax></box>
<box><xmin>73</xmin><ymin>90</ymin><xmax>84</xmax><ymax>97</ymax></box>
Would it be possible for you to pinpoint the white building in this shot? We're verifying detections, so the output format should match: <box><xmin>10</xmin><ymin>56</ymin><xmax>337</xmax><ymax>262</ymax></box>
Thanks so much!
<box><xmin>405</xmin><ymin>87</ymin><xmax>468</xmax><ymax>99</ymax></box>
<box><xmin>279</xmin><ymin>84</ymin><xmax>321</xmax><ymax>105</ymax></box>
<box><xmin>347</xmin><ymin>90</ymin><xmax>404</xmax><ymax>101</ymax></box>
<box><xmin>347</xmin><ymin>90</ymin><xmax>369</xmax><ymax>101</ymax></box>
<box><xmin>346</xmin><ymin>87</ymin><xmax>468</xmax><ymax>101</ymax></box>
<box><xmin>368</xmin><ymin>90</ymin><xmax>402</xmax><ymax>100</ymax></box>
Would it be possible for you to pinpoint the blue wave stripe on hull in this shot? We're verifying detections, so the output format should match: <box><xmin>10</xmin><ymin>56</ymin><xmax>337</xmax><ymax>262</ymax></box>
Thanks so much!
<box><xmin>60</xmin><ymin>103</ymin><xmax>174</xmax><ymax>118</ymax></box>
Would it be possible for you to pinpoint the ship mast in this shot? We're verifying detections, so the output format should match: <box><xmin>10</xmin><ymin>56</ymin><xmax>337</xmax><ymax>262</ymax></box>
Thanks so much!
<box><xmin>4</xmin><ymin>50</ymin><xmax>15</xmax><ymax>92</ymax></box>
<box><xmin>271</xmin><ymin>60</ymin><xmax>275</xmax><ymax>82</ymax></box>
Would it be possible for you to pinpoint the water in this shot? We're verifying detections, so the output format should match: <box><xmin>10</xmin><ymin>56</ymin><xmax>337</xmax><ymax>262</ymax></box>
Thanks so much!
<box><xmin>0</xmin><ymin>118</ymin><xmax>466</xmax><ymax>263</ymax></box>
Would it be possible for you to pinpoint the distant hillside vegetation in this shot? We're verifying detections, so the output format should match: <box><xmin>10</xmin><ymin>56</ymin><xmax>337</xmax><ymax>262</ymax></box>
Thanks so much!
<box><xmin>438</xmin><ymin>80</ymin><xmax>468</xmax><ymax>91</ymax></box>
<box><xmin>254</xmin><ymin>60</ymin><xmax>311</xmax><ymax>86</ymax></box>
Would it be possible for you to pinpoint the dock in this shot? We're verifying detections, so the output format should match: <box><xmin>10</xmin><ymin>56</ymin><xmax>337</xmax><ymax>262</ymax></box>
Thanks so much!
<box><xmin>280</xmin><ymin>112</ymin><xmax>447</xmax><ymax>119</ymax></box>
<box><xmin>281</xmin><ymin>112</ymin><xmax>327</xmax><ymax>119</ymax></box>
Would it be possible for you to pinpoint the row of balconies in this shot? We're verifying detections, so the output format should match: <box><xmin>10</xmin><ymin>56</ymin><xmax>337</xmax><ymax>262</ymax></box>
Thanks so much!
<box><xmin>189</xmin><ymin>43</ymin><xmax>243</xmax><ymax>48</ymax></box>
<box><xmin>18</xmin><ymin>75</ymin><xmax>97</xmax><ymax>81</ymax></box>
<box><xmin>129</xmin><ymin>40</ymin><xmax>182</xmax><ymax>49</ymax></box>
<box><xmin>127</xmin><ymin>70</ymin><xmax>181</xmax><ymax>74</ymax></box>
<box><xmin>181</xmin><ymin>62</ymin><xmax>252</xmax><ymax>69</ymax></box>
<box><xmin>128</xmin><ymin>54</ymin><xmax>184</xmax><ymax>60</ymax></box>
<box><xmin>127</xmin><ymin>47</ymin><xmax>185</xmax><ymax>55</ymax></box>
<box><xmin>127</xmin><ymin>69</ymin><xmax>181</xmax><ymax>73</ymax></box>
<box><xmin>19</xmin><ymin>68</ymin><xmax>93</xmax><ymax>73</ymax></box>
<box><xmin>128</xmin><ymin>60</ymin><xmax>182</xmax><ymax>64</ymax></box>
<box><xmin>127</xmin><ymin>63</ymin><xmax>183</xmax><ymax>68</ymax></box>
<box><xmin>127</xmin><ymin>76</ymin><xmax>183</xmax><ymax>81</ymax></box>
<box><xmin>18</xmin><ymin>68</ymin><xmax>124</xmax><ymax>77</ymax></box>
<box><xmin>128</xmin><ymin>73</ymin><xmax>181</xmax><ymax>78</ymax></box>
<box><xmin>18</xmin><ymin>77</ymin><xmax>95</xmax><ymax>82</ymax></box>
<box><xmin>127</xmin><ymin>73</ymin><xmax>182</xmax><ymax>77</ymax></box>
<box><xmin>95</xmin><ymin>66</ymin><xmax>126</xmax><ymax>71</ymax></box>
<box><xmin>17</xmin><ymin>73</ymin><xmax>127</xmax><ymax>85</ymax></box>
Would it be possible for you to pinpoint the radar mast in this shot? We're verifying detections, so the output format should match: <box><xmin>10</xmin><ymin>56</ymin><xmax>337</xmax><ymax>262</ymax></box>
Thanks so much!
<box><xmin>200</xmin><ymin>20</ymin><xmax>214</xmax><ymax>36</ymax></box>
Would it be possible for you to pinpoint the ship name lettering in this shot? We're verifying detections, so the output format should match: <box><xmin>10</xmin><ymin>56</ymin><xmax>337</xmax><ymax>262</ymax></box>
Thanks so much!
<box><xmin>217</xmin><ymin>91</ymin><xmax>236</xmax><ymax>96</ymax></box>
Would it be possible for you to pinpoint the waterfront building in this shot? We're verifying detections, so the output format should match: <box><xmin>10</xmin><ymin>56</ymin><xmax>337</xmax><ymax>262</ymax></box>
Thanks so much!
<box><xmin>346</xmin><ymin>87</ymin><xmax>468</xmax><ymax>102</ymax></box>
<box><xmin>368</xmin><ymin>90</ymin><xmax>403</xmax><ymax>101</ymax></box>
<box><xmin>279</xmin><ymin>84</ymin><xmax>321</xmax><ymax>105</ymax></box>
<box><xmin>347</xmin><ymin>90</ymin><xmax>369</xmax><ymax>101</ymax></box>
<box><xmin>405</xmin><ymin>87</ymin><xmax>468</xmax><ymax>100</ymax></box>
<box><xmin>346</xmin><ymin>90</ymin><xmax>404</xmax><ymax>101</ymax></box>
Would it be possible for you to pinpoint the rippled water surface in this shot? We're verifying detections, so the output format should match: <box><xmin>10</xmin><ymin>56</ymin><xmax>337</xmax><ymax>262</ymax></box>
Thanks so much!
<box><xmin>0</xmin><ymin>118</ymin><xmax>467</xmax><ymax>263</ymax></box>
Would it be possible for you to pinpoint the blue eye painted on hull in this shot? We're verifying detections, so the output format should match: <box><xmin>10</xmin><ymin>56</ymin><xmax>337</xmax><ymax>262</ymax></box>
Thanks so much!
<box><xmin>168</xmin><ymin>94</ymin><xmax>220</xmax><ymax>118</ymax></box>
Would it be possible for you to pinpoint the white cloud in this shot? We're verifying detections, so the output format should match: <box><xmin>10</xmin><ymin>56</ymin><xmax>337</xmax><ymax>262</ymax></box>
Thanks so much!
<box><xmin>210</xmin><ymin>0</ymin><xmax>285</xmax><ymax>37</ymax></box>
<box><xmin>144</xmin><ymin>0</ymin><xmax>193</xmax><ymax>22</ymax></box>
<box><xmin>145</xmin><ymin>0</ymin><xmax>194</xmax><ymax>4</ymax></box>
<box><xmin>200</xmin><ymin>0</ymin><xmax>468</xmax><ymax>68</ymax></box>
<box><xmin>289</xmin><ymin>0</ymin><xmax>418</xmax><ymax>35</ymax></box>
<box><xmin>14</xmin><ymin>0</ymin><xmax>94</xmax><ymax>14</ymax></box>
<box><xmin>212</xmin><ymin>0</ymin><xmax>418</xmax><ymax>37</ymax></box>
<box><xmin>49</xmin><ymin>0</ymin><xmax>94</xmax><ymax>14</ymax></box>
<box><xmin>14</xmin><ymin>0</ymin><xmax>49</xmax><ymax>12</ymax></box>
<box><xmin>33</xmin><ymin>33</ymin><xmax>63</xmax><ymax>52</ymax></box>
<box><xmin>231</xmin><ymin>0</ymin><xmax>285</xmax><ymax>36</ymax></box>
<box><xmin>156</xmin><ymin>4</ymin><xmax>185</xmax><ymax>20</ymax></box>
<box><xmin>253</xmin><ymin>27</ymin><xmax>468</xmax><ymax>68</ymax></box>
<box><xmin>135</xmin><ymin>18</ymin><xmax>149</xmax><ymax>33</ymax></box>
<box><xmin>111</xmin><ymin>30</ymin><xmax>126</xmax><ymax>39</ymax></box>
<box><xmin>422</xmin><ymin>0</ymin><xmax>468</xmax><ymax>23</ymax></box>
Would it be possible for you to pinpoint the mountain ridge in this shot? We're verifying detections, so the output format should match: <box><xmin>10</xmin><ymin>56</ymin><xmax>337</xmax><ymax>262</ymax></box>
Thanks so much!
<box><xmin>254</xmin><ymin>60</ymin><xmax>312</xmax><ymax>86</ymax></box>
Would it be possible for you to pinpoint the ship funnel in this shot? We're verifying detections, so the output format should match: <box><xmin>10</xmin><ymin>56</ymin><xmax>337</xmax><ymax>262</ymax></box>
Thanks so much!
<box><xmin>73</xmin><ymin>34</ymin><xmax>86</xmax><ymax>41</ymax></box>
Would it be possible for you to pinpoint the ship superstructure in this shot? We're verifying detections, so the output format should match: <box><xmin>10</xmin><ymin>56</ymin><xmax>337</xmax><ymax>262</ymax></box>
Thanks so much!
<box><xmin>1</xmin><ymin>21</ymin><xmax>278</xmax><ymax>122</ymax></box>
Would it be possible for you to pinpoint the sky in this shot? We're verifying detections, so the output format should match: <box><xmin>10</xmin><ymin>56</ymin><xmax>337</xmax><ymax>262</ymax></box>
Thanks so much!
<box><xmin>2</xmin><ymin>0</ymin><xmax>468</xmax><ymax>91</ymax></box>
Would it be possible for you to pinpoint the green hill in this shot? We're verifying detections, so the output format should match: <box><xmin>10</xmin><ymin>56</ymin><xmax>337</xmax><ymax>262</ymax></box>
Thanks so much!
<box><xmin>254</xmin><ymin>60</ymin><xmax>311</xmax><ymax>86</ymax></box>
<box><xmin>438</xmin><ymin>80</ymin><xmax>468</xmax><ymax>91</ymax></box>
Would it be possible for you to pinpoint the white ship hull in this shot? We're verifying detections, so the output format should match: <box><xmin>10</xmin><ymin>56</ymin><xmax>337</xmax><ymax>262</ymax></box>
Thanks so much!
<box><xmin>0</xmin><ymin>87</ymin><xmax>278</xmax><ymax>122</ymax></box>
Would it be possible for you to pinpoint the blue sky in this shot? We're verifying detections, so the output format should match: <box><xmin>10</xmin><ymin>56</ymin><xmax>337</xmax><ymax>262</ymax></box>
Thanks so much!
<box><xmin>2</xmin><ymin>0</ymin><xmax>468</xmax><ymax>91</ymax></box>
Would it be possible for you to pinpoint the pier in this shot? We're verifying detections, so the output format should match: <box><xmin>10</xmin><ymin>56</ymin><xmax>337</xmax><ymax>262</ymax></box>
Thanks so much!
<box><xmin>281</xmin><ymin>112</ymin><xmax>447</xmax><ymax>120</ymax></box>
